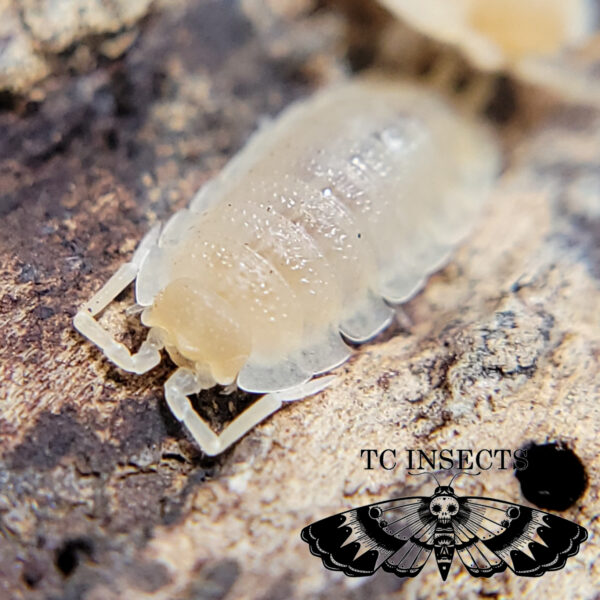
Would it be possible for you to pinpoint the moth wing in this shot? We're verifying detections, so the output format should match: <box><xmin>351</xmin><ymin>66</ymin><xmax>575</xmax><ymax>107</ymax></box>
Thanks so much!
<box><xmin>301</xmin><ymin>497</ymin><xmax>435</xmax><ymax>577</ymax></box>
<box><xmin>452</xmin><ymin>518</ymin><xmax>506</xmax><ymax>578</ymax></box>
<box><xmin>453</xmin><ymin>496</ymin><xmax>587</xmax><ymax>577</ymax></box>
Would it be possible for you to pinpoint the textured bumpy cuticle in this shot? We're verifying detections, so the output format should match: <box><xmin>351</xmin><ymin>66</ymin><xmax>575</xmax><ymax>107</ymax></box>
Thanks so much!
<box><xmin>74</xmin><ymin>77</ymin><xmax>499</xmax><ymax>453</ymax></box>
<box><xmin>139</xmin><ymin>78</ymin><xmax>499</xmax><ymax>387</ymax></box>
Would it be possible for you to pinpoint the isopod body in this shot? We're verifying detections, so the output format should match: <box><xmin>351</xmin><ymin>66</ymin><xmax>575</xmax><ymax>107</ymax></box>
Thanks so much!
<box><xmin>74</xmin><ymin>78</ymin><xmax>499</xmax><ymax>455</ymax></box>
<box><xmin>379</xmin><ymin>0</ymin><xmax>600</xmax><ymax>103</ymax></box>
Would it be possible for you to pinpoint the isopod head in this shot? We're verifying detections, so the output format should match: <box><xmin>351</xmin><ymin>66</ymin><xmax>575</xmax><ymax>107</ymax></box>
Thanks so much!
<box><xmin>143</xmin><ymin>278</ymin><xmax>251</xmax><ymax>386</ymax></box>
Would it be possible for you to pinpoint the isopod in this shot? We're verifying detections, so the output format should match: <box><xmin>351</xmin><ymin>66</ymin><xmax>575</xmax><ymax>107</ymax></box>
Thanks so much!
<box><xmin>74</xmin><ymin>78</ymin><xmax>499</xmax><ymax>456</ymax></box>
<box><xmin>379</xmin><ymin>0</ymin><xmax>600</xmax><ymax>103</ymax></box>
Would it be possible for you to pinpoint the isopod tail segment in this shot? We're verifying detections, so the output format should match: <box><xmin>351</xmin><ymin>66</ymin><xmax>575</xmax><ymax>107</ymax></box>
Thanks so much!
<box><xmin>73</xmin><ymin>228</ymin><xmax>335</xmax><ymax>456</ymax></box>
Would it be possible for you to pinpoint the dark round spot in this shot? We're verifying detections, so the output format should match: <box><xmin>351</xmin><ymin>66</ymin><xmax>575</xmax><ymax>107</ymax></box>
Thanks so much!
<box><xmin>447</xmin><ymin>504</ymin><xmax>457</xmax><ymax>514</ymax></box>
<box><xmin>103</xmin><ymin>128</ymin><xmax>119</xmax><ymax>150</ymax></box>
<box><xmin>0</xmin><ymin>90</ymin><xmax>16</xmax><ymax>112</ymax></box>
<box><xmin>22</xmin><ymin>559</ymin><xmax>44</xmax><ymax>589</ymax></box>
<box><xmin>501</xmin><ymin>520</ymin><xmax>510</xmax><ymax>528</ymax></box>
<box><xmin>35</xmin><ymin>306</ymin><xmax>55</xmax><ymax>320</ymax></box>
<box><xmin>484</xmin><ymin>75</ymin><xmax>517</xmax><ymax>124</ymax></box>
<box><xmin>24</xmin><ymin>100</ymin><xmax>41</xmax><ymax>116</ymax></box>
<box><xmin>55</xmin><ymin>539</ymin><xmax>93</xmax><ymax>577</ymax></box>
<box><xmin>431</xmin><ymin>504</ymin><xmax>441</xmax><ymax>513</ymax></box>
<box><xmin>347</xmin><ymin>46</ymin><xmax>377</xmax><ymax>73</ymax></box>
<box><xmin>379</xmin><ymin>520</ymin><xmax>388</xmax><ymax>528</ymax></box>
<box><xmin>515</xmin><ymin>442</ymin><xmax>588</xmax><ymax>511</ymax></box>
<box><xmin>369</xmin><ymin>507</ymin><xmax>382</xmax><ymax>519</ymax></box>
<box><xmin>507</xmin><ymin>507</ymin><xmax>520</xmax><ymax>519</ymax></box>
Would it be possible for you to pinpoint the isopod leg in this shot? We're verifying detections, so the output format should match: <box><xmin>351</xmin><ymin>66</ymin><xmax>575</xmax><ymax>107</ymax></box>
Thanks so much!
<box><xmin>165</xmin><ymin>369</ymin><xmax>335</xmax><ymax>456</ymax></box>
<box><xmin>425</xmin><ymin>53</ymin><xmax>461</xmax><ymax>92</ymax></box>
<box><xmin>268</xmin><ymin>375</ymin><xmax>336</xmax><ymax>402</ymax></box>
<box><xmin>165</xmin><ymin>368</ymin><xmax>223</xmax><ymax>455</ymax></box>
<box><xmin>78</xmin><ymin>262</ymin><xmax>138</xmax><ymax>316</ymax></box>
<box><xmin>424</xmin><ymin>53</ymin><xmax>494</xmax><ymax>114</ymax></box>
<box><xmin>216</xmin><ymin>375</ymin><xmax>336</xmax><ymax>452</ymax></box>
<box><xmin>73</xmin><ymin>226</ymin><xmax>163</xmax><ymax>374</ymax></box>
<box><xmin>74</xmin><ymin>307</ymin><xmax>162</xmax><ymax>374</ymax></box>
<box><xmin>458</xmin><ymin>73</ymin><xmax>495</xmax><ymax>115</ymax></box>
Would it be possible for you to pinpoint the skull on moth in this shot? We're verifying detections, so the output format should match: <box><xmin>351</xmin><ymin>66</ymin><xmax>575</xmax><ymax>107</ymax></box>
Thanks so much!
<box><xmin>429</xmin><ymin>496</ymin><xmax>459</xmax><ymax>524</ymax></box>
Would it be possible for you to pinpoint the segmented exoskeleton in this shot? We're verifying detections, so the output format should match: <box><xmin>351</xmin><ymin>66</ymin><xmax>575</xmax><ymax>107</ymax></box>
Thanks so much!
<box><xmin>74</xmin><ymin>78</ymin><xmax>499</xmax><ymax>455</ymax></box>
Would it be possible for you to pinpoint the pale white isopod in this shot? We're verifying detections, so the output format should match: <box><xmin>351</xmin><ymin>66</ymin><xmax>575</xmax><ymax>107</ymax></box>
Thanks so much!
<box><xmin>74</xmin><ymin>78</ymin><xmax>500</xmax><ymax>456</ymax></box>
<box><xmin>379</xmin><ymin>0</ymin><xmax>600</xmax><ymax>104</ymax></box>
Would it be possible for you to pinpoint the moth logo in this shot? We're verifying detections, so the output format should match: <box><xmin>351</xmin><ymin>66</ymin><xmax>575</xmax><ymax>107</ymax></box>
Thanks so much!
<box><xmin>301</xmin><ymin>473</ymin><xmax>587</xmax><ymax>581</ymax></box>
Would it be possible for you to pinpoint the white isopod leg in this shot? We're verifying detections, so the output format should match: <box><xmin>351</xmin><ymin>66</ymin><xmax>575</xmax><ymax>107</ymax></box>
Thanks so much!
<box><xmin>427</xmin><ymin>55</ymin><xmax>457</xmax><ymax>91</ymax></box>
<box><xmin>73</xmin><ymin>226</ymin><xmax>163</xmax><ymax>375</ymax></box>
<box><xmin>165</xmin><ymin>368</ymin><xmax>335</xmax><ymax>456</ymax></box>
<box><xmin>425</xmin><ymin>51</ymin><xmax>495</xmax><ymax>113</ymax></box>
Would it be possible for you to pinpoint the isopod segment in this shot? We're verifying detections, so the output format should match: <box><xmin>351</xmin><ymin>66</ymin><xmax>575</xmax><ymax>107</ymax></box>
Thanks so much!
<box><xmin>74</xmin><ymin>78</ymin><xmax>500</xmax><ymax>455</ymax></box>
